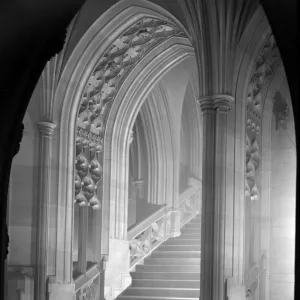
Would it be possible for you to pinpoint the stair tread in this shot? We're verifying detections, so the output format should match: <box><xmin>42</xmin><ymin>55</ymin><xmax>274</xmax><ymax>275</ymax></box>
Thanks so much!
<box><xmin>118</xmin><ymin>297</ymin><xmax>198</xmax><ymax>300</ymax></box>
<box><xmin>119</xmin><ymin>215</ymin><xmax>201</xmax><ymax>300</ymax></box>
<box><xmin>133</xmin><ymin>279</ymin><xmax>200</xmax><ymax>282</ymax></box>
<box><xmin>132</xmin><ymin>272</ymin><xmax>200</xmax><ymax>274</ymax></box>
<box><xmin>128</xmin><ymin>287</ymin><xmax>199</xmax><ymax>289</ymax></box>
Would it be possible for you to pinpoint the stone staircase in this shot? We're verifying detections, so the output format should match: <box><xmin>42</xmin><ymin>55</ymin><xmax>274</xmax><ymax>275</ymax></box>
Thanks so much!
<box><xmin>117</xmin><ymin>214</ymin><xmax>201</xmax><ymax>300</ymax></box>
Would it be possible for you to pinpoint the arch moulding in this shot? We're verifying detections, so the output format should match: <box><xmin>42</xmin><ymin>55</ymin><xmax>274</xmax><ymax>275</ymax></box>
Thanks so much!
<box><xmin>51</xmin><ymin>2</ymin><xmax>195</xmax><ymax>297</ymax></box>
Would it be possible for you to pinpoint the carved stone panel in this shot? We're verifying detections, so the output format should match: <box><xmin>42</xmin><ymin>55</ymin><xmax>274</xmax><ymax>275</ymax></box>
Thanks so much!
<box><xmin>245</xmin><ymin>33</ymin><xmax>281</xmax><ymax>201</ymax></box>
<box><xmin>76</xmin><ymin>274</ymin><xmax>100</xmax><ymax>300</ymax></box>
<box><xmin>273</xmin><ymin>91</ymin><xmax>289</xmax><ymax>131</ymax></box>
<box><xmin>246</xmin><ymin>34</ymin><xmax>281</xmax><ymax>135</ymax></box>
<box><xmin>74</xmin><ymin>18</ymin><xmax>185</xmax><ymax>209</ymax></box>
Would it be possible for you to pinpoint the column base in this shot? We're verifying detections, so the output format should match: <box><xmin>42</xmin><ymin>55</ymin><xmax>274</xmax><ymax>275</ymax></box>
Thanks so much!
<box><xmin>104</xmin><ymin>238</ymin><xmax>131</xmax><ymax>299</ymax></box>
<box><xmin>47</xmin><ymin>277</ymin><xmax>75</xmax><ymax>300</ymax></box>
<box><xmin>226</xmin><ymin>277</ymin><xmax>246</xmax><ymax>300</ymax></box>
<box><xmin>170</xmin><ymin>210</ymin><xmax>181</xmax><ymax>237</ymax></box>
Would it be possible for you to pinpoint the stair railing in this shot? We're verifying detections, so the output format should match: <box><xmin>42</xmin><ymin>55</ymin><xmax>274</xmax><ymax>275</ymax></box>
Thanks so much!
<box><xmin>244</xmin><ymin>252</ymin><xmax>267</xmax><ymax>296</ymax></box>
<box><xmin>179</xmin><ymin>186</ymin><xmax>200</xmax><ymax>226</ymax></box>
<box><xmin>128</xmin><ymin>204</ymin><xmax>172</xmax><ymax>269</ymax></box>
<box><xmin>128</xmin><ymin>185</ymin><xmax>201</xmax><ymax>269</ymax></box>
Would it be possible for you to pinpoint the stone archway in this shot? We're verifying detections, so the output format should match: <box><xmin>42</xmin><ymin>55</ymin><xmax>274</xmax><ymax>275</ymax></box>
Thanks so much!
<box><xmin>50</xmin><ymin>2</ymin><xmax>195</xmax><ymax>299</ymax></box>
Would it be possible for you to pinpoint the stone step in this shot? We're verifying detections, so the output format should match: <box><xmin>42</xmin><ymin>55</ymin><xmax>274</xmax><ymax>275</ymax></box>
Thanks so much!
<box><xmin>181</xmin><ymin>228</ymin><xmax>201</xmax><ymax>234</ymax></box>
<box><xmin>122</xmin><ymin>287</ymin><xmax>200</xmax><ymax>298</ymax></box>
<box><xmin>189</xmin><ymin>218</ymin><xmax>201</xmax><ymax>224</ymax></box>
<box><xmin>150</xmin><ymin>250</ymin><xmax>200</xmax><ymax>258</ymax></box>
<box><xmin>174</xmin><ymin>234</ymin><xmax>201</xmax><ymax>240</ymax></box>
<box><xmin>130</xmin><ymin>272</ymin><xmax>200</xmax><ymax>281</ymax></box>
<box><xmin>118</xmin><ymin>215</ymin><xmax>202</xmax><ymax>300</ymax></box>
<box><xmin>165</xmin><ymin>239</ymin><xmax>200</xmax><ymax>245</ymax></box>
<box><xmin>135</xmin><ymin>265</ymin><xmax>200</xmax><ymax>273</ymax></box>
<box><xmin>157</xmin><ymin>244</ymin><xmax>201</xmax><ymax>251</ymax></box>
<box><xmin>183</xmin><ymin>223</ymin><xmax>201</xmax><ymax>229</ymax></box>
<box><xmin>144</xmin><ymin>257</ymin><xmax>200</xmax><ymax>265</ymax></box>
<box><xmin>131</xmin><ymin>279</ymin><xmax>200</xmax><ymax>289</ymax></box>
<box><xmin>118</xmin><ymin>296</ymin><xmax>198</xmax><ymax>300</ymax></box>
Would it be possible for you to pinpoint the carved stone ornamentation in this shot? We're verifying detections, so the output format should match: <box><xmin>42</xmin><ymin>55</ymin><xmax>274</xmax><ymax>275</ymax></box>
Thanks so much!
<box><xmin>245</xmin><ymin>33</ymin><xmax>281</xmax><ymax>200</ymax></box>
<box><xmin>246</xmin><ymin>289</ymin><xmax>252</xmax><ymax>299</ymax></box>
<box><xmin>74</xmin><ymin>136</ymin><xmax>102</xmax><ymax>209</ymax></box>
<box><xmin>246</xmin><ymin>34</ymin><xmax>281</xmax><ymax>132</ymax></box>
<box><xmin>76</xmin><ymin>274</ymin><xmax>100</xmax><ymax>300</ymax></box>
<box><xmin>179</xmin><ymin>190</ymin><xmax>198</xmax><ymax>225</ymax></box>
<box><xmin>75</xmin><ymin>18</ymin><xmax>184</xmax><ymax>209</ymax></box>
<box><xmin>129</xmin><ymin>216</ymin><xmax>166</xmax><ymax>267</ymax></box>
<box><xmin>245</xmin><ymin>135</ymin><xmax>260</xmax><ymax>201</ymax></box>
<box><xmin>273</xmin><ymin>91</ymin><xmax>289</xmax><ymax>131</ymax></box>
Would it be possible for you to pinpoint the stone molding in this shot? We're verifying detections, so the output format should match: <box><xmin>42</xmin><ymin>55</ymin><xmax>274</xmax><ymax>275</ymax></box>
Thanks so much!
<box><xmin>197</xmin><ymin>96</ymin><xmax>214</xmax><ymax>112</ymax></box>
<box><xmin>53</xmin><ymin>0</ymin><xmax>194</xmax><ymax>287</ymax></box>
<box><xmin>36</xmin><ymin>121</ymin><xmax>56</xmax><ymax>137</ymax></box>
<box><xmin>213</xmin><ymin>94</ymin><xmax>234</xmax><ymax>113</ymax></box>
<box><xmin>132</xmin><ymin>179</ymin><xmax>144</xmax><ymax>189</ymax></box>
<box><xmin>197</xmin><ymin>94</ymin><xmax>234</xmax><ymax>113</ymax></box>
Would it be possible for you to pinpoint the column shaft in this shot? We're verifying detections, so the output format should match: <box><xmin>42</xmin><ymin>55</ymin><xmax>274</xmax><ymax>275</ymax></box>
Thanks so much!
<box><xmin>199</xmin><ymin>96</ymin><xmax>233</xmax><ymax>300</ymax></box>
<box><xmin>199</xmin><ymin>99</ymin><xmax>216</xmax><ymax>299</ymax></box>
<box><xmin>213</xmin><ymin>97</ymin><xmax>232</xmax><ymax>299</ymax></box>
<box><xmin>35</xmin><ymin>121</ymin><xmax>56</xmax><ymax>300</ymax></box>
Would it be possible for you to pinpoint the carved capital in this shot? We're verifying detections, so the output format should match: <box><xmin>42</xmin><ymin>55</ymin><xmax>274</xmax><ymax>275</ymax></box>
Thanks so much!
<box><xmin>197</xmin><ymin>96</ymin><xmax>214</xmax><ymax>112</ymax></box>
<box><xmin>37</xmin><ymin>121</ymin><xmax>56</xmax><ymax>137</ymax></box>
<box><xmin>132</xmin><ymin>179</ymin><xmax>144</xmax><ymax>189</ymax></box>
<box><xmin>213</xmin><ymin>94</ymin><xmax>234</xmax><ymax>113</ymax></box>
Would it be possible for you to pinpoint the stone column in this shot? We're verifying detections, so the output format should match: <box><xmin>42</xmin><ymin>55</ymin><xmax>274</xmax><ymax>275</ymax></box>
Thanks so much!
<box><xmin>198</xmin><ymin>97</ymin><xmax>216</xmax><ymax>299</ymax></box>
<box><xmin>213</xmin><ymin>95</ymin><xmax>234</xmax><ymax>300</ymax></box>
<box><xmin>35</xmin><ymin>121</ymin><xmax>56</xmax><ymax>300</ymax></box>
<box><xmin>198</xmin><ymin>95</ymin><xmax>234</xmax><ymax>299</ymax></box>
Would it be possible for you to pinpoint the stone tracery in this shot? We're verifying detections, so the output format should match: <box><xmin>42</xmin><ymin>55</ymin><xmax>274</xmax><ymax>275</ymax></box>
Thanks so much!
<box><xmin>74</xmin><ymin>18</ymin><xmax>185</xmax><ymax>208</ymax></box>
<box><xmin>245</xmin><ymin>34</ymin><xmax>281</xmax><ymax>200</ymax></box>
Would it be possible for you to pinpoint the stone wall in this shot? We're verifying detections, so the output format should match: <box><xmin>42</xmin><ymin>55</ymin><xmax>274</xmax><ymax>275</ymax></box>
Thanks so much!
<box><xmin>269</xmin><ymin>78</ymin><xmax>295</xmax><ymax>300</ymax></box>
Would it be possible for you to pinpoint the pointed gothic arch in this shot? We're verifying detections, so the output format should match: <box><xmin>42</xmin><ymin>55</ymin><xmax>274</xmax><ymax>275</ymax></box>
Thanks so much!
<box><xmin>51</xmin><ymin>1</ymin><xmax>196</xmax><ymax>297</ymax></box>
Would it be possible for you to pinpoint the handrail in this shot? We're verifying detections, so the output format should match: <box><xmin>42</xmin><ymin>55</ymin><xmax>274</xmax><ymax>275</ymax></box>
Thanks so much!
<box><xmin>179</xmin><ymin>186</ymin><xmax>198</xmax><ymax>205</ymax></box>
<box><xmin>179</xmin><ymin>186</ymin><xmax>200</xmax><ymax>226</ymax></box>
<box><xmin>128</xmin><ymin>204</ymin><xmax>170</xmax><ymax>241</ymax></box>
<box><xmin>128</xmin><ymin>204</ymin><xmax>172</xmax><ymax>269</ymax></box>
<box><xmin>127</xmin><ymin>185</ymin><xmax>200</xmax><ymax>269</ymax></box>
<box><xmin>245</xmin><ymin>253</ymin><xmax>267</xmax><ymax>294</ymax></box>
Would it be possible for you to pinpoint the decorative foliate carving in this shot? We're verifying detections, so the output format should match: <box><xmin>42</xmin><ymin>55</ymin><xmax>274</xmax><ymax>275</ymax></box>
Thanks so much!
<box><xmin>74</xmin><ymin>136</ymin><xmax>102</xmax><ymax>209</ymax></box>
<box><xmin>76</xmin><ymin>274</ymin><xmax>100</xmax><ymax>300</ymax></box>
<box><xmin>179</xmin><ymin>191</ymin><xmax>198</xmax><ymax>225</ymax></box>
<box><xmin>246</xmin><ymin>34</ymin><xmax>281</xmax><ymax>132</ymax></box>
<box><xmin>246</xmin><ymin>289</ymin><xmax>252</xmax><ymax>299</ymax></box>
<box><xmin>75</xmin><ymin>18</ymin><xmax>184</xmax><ymax>210</ymax></box>
<box><xmin>273</xmin><ymin>91</ymin><xmax>289</xmax><ymax>131</ymax></box>
<box><xmin>245</xmin><ymin>135</ymin><xmax>260</xmax><ymax>201</ymax></box>
<box><xmin>129</xmin><ymin>216</ymin><xmax>166</xmax><ymax>266</ymax></box>
<box><xmin>245</xmin><ymin>34</ymin><xmax>281</xmax><ymax>200</ymax></box>
<box><xmin>77</xmin><ymin>18</ymin><xmax>184</xmax><ymax>137</ymax></box>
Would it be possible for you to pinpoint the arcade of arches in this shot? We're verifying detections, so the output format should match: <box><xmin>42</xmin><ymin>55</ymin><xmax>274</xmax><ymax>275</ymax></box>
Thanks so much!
<box><xmin>5</xmin><ymin>1</ymin><xmax>296</xmax><ymax>300</ymax></box>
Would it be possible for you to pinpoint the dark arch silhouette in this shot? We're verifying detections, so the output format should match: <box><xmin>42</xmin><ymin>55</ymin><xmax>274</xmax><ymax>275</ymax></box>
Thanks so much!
<box><xmin>0</xmin><ymin>0</ymin><xmax>298</xmax><ymax>298</ymax></box>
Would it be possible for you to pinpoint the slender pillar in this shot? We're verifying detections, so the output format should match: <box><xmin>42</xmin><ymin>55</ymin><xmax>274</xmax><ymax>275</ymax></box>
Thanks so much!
<box><xmin>35</xmin><ymin>121</ymin><xmax>56</xmax><ymax>300</ymax></box>
<box><xmin>213</xmin><ymin>95</ymin><xmax>234</xmax><ymax>300</ymax></box>
<box><xmin>198</xmin><ymin>95</ymin><xmax>234</xmax><ymax>299</ymax></box>
<box><xmin>198</xmin><ymin>97</ymin><xmax>216</xmax><ymax>299</ymax></box>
